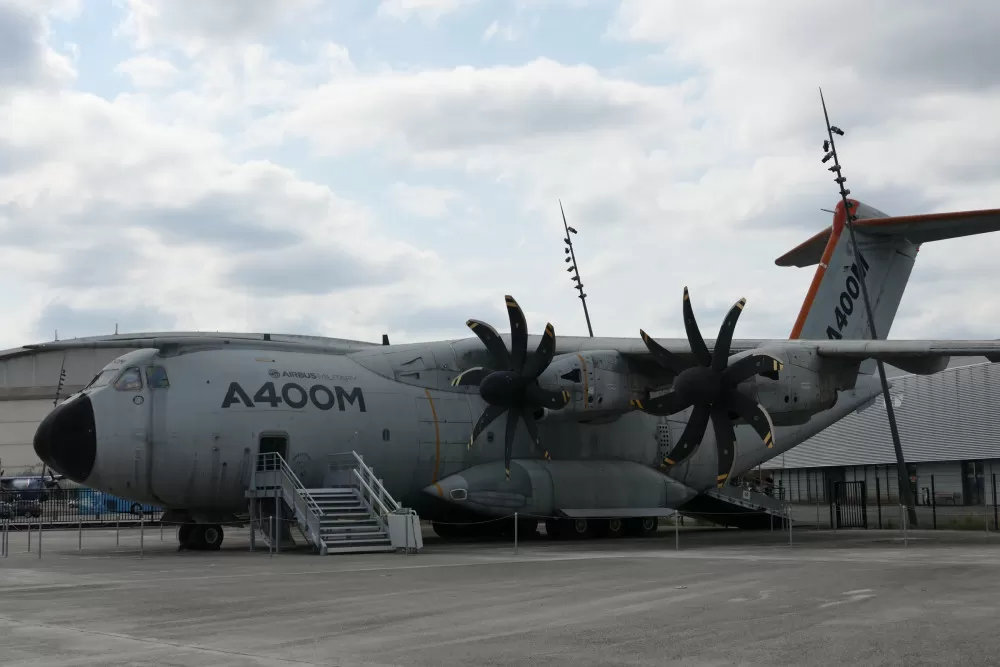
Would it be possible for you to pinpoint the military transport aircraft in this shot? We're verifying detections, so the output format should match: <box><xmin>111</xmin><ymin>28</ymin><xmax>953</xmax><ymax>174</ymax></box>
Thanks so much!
<box><xmin>28</xmin><ymin>199</ymin><xmax>1000</xmax><ymax>550</ymax></box>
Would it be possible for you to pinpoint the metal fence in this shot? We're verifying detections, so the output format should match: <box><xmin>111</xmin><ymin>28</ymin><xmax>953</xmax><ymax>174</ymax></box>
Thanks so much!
<box><xmin>0</xmin><ymin>487</ymin><xmax>162</xmax><ymax>526</ymax></box>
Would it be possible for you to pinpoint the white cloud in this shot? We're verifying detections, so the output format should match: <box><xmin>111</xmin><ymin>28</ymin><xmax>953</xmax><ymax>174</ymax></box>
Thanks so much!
<box><xmin>389</xmin><ymin>183</ymin><xmax>463</xmax><ymax>218</ymax></box>
<box><xmin>115</xmin><ymin>0</ymin><xmax>324</xmax><ymax>56</ymax></box>
<box><xmin>4</xmin><ymin>0</ymin><xmax>1000</xmax><ymax>353</ymax></box>
<box><xmin>376</xmin><ymin>0</ymin><xmax>477</xmax><ymax>25</ymax></box>
<box><xmin>114</xmin><ymin>55</ymin><xmax>180</xmax><ymax>88</ymax></box>
<box><xmin>482</xmin><ymin>19</ymin><xmax>517</xmax><ymax>42</ymax></box>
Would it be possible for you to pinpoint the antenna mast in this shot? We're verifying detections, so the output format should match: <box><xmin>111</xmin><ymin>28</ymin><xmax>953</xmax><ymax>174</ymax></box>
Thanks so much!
<box><xmin>559</xmin><ymin>200</ymin><xmax>594</xmax><ymax>337</ymax></box>
<box><xmin>818</xmin><ymin>88</ymin><xmax>918</xmax><ymax>527</ymax></box>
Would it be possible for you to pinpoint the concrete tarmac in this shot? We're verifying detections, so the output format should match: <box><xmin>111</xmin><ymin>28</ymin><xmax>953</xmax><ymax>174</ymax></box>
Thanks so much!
<box><xmin>2</xmin><ymin>525</ymin><xmax>1000</xmax><ymax>666</ymax></box>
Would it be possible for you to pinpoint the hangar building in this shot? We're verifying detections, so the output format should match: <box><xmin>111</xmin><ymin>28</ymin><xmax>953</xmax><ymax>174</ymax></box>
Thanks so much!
<box><xmin>761</xmin><ymin>357</ymin><xmax>1000</xmax><ymax>507</ymax></box>
<box><xmin>2</xmin><ymin>334</ymin><xmax>997</xmax><ymax>507</ymax></box>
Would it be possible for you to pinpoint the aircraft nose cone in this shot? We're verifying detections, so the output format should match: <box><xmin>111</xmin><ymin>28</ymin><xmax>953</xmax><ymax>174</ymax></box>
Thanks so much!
<box><xmin>33</xmin><ymin>394</ymin><xmax>97</xmax><ymax>483</ymax></box>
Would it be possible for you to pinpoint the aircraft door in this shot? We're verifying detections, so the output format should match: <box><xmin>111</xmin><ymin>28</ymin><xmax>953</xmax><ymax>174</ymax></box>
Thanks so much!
<box><xmin>258</xmin><ymin>433</ymin><xmax>288</xmax><ymax>472</ymax></box>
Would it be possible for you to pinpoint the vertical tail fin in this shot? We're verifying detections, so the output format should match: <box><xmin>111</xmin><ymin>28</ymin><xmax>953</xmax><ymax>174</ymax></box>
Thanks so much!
<box><xmin>777</xmin><ymin>200</ymin><xmax>1000</xmax><ymax>342</ymax></box>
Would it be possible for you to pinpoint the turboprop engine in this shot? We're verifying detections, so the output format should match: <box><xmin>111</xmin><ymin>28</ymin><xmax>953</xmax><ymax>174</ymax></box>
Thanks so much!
<box><xmin>533</xmin><ymin>350</ymin><xmax>636</xmax><ymax>423</ymax></box>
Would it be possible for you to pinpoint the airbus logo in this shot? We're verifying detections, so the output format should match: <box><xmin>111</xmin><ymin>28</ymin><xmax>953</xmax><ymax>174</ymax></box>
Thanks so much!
<box><xmin>267</xmin><ymin>369</ymin><xmax>357</xmax><ymax>382</ymax></box>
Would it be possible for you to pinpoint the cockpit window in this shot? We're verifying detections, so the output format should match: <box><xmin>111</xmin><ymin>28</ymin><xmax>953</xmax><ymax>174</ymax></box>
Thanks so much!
<box><xmin>84</xmin><ymin>369</ymin><xmax>120</xmax><ymax>390</ymax></box>
<box><xmin>146</xmin><ymin>366</ymin><xmax>169</xmax><ymax>389</ymax></box>
<box><xmin>114</xmin><ymin>367</ymin><xmax>143</xmax><ymax>391</ymax></box>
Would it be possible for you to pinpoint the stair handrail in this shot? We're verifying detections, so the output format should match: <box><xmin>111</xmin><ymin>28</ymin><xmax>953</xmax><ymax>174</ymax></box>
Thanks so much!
<box><xmin>349</xmin><ymin>451</ymin><xmax>401</xmax><ymax>513</ymax></box>
<box><xmin>253</xmin><ymin>452</ymin><xmax>326</xmax><ymax>552</ymax></box>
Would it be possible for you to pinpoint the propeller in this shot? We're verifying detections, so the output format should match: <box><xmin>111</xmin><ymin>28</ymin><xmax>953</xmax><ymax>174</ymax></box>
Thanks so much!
<box><xmin>451</xmin><ymin>295</ymin><xmax>571</xmax><ymax>480</ymax></box>
<box><xmin>631</xmin><ymin>287</ymin><xmax>783</xmax><ymax>488</ymax></box>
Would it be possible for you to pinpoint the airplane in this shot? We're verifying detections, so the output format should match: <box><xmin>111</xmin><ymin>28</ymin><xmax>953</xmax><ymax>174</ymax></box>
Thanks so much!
<box><xmin>0</xmin><ymin>472</ymin><xmax>65</xmax><ymax>502</ymax></box>
<box><xmin>27</xmin><ymin>198</ymin><xmax>1000</xmax><ymax>551</ymax></box>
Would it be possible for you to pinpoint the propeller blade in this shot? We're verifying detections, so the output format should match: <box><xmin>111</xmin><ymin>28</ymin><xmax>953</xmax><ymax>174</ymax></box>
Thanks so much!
<box><xmin>520</xmin><ymin>407</ymin><xmax>550</xmax><ymax>460</ymax></box>
<box><xmin>682</xmin><ymin>287</ymin><xmax>712</xmax><ymax>367</ymax></box>
<box><xmin>467</xmin><ymin>319</ymin><xmax>512</xmax><ymax>370</ymax></box>
<box><xmin>639</xmin><ymin>329</ymin><xmax>687</xmax><ymax>375</ymax></box>
<box><xmin>469</xmin><ymin>404</ymin><xmax>507</xmax><ymax>450</ymax></box>
<box><xmin>503</xmin><ymin>408</ymin><xmax>519</xmax><ymax>480</ymax></box>
<box><xmin>726</xmin><ymin>389</ymin><xmax>776</xmax><ymax>450</ymax></box>
<box><xmin>522</xmin><ymin>322</ymin><xmax>556</xmax><ymax>379</ymax></box>
<box><xmin>505</xmin><ymin>295</ymin><xmax>528</xmax><ymax>373</ymax></box>
<box><xmin>525</xmin><ymin>384</ymin><xmax>571</xmax><ymax>409</ymax></box>
<box><xmin>722</xmin><ymin>353</ymin><xmax>784</xmax><ymax>386</ymax></box>
<box><xmin>711</xmin><ymin>298</ymin><xmax>746</xmax><ymax>372</ymax></box>
<box><xmin>661</xmin><ymin>402</ymin><xmax>711</xmax><ymax>468</ymax></box>
<box><xmin>450</xmin><ymin>366</ymin><xmax>493</xmax><ymax>387</ymax></box>
<box><xmin>629</xmin><ymin>389</ymin><xmax>690</xmax><ymax>416</ymax></box>
<box><xmin>709</xmin><ymin>405</ymin><xmax>737</xmax><ymax>488</ymax></box>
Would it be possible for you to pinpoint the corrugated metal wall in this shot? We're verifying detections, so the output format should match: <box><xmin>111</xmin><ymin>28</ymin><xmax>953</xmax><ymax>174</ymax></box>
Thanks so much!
<box><xmin>764</xmin><ymin>361</ymin><xmax>1000</xmax><ymax>469</ymax></box>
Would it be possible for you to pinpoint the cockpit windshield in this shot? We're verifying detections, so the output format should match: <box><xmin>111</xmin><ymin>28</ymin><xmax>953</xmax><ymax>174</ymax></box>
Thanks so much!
<box><xmin>146</xmin><ymin>366</ymin><xmax>169</xmax><ymax>389</ymax></box>
<box><xmin>84</xmin><ymin>368</ymin><xmax>120</xmax><ymax>390</ymax></box>
<box><xmin>114</xmin><ymin>367</ymin><xmax>143</xmax><ymax>391</ymax></box>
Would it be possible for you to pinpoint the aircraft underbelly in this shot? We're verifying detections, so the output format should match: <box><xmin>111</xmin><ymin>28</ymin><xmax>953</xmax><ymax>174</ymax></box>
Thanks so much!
<box><xmin>427</xmin><ymin>459</ymin><xmax>697</xmax><ymax>517</ymax></box>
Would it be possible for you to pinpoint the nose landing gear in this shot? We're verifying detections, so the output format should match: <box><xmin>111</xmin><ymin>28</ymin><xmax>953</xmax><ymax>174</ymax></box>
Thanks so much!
<box><xmin>177</xmin><ymin>522</ymin><xmax>225</xmax><ymax>551</ymax></box>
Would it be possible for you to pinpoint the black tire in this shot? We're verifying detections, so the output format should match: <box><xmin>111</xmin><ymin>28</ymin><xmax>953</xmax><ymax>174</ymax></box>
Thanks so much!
<box><xmin>200</xmin><ymin>524</ymin><xmax>224</xmax><ymax>551</ymax></box>
<box><xmin>569</xmin><ymin>518</ymin><xmax>591</xmax><ymax>539</ymax></box>
<box><xmin>605</xmin><ymin>518</ymin><xmax>626</xmax><ymax>538</ymax></box>
<box><xmin>130</xmin><ymin>502</ymin><xmax>143</xmax><ymax>515</ymax></box>
<box><xmin>624</xmin><ymin>517</ymin><xmax>659</xmax><ymax>537</ymax></box>
<box><xmin>178</xmin><ymin>523</ymin><xmax>195</xmax><ymax>548</ymax></box>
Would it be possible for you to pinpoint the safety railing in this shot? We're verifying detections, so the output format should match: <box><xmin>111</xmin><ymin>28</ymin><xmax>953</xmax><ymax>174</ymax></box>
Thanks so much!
<box><xmin>326</xmin><ymin>451</ymin><xmax>414</xmax><ymax>536</ymax></box>
<box><xmin>251</xmin><ymin>452</ymin><xmax>326</xmax><ymax>554</ymax></box>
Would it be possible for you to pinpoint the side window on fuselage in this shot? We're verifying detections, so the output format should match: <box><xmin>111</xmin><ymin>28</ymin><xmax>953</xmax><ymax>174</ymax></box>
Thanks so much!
<box><xmin>146</xmin><ymin>366</ymin><xmax>169</xmax><ymax>389</ymax></box>
<box><xmin>114</xmin><ymin>367</ymin><xmax>143</xmax><ymax>391</ymax></box>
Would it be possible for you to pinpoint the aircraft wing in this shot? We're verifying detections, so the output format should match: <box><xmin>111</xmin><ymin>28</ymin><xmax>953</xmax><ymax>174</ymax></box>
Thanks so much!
<box><xmin>21</xmin><ymin>333</ymin><xmax>381</xmax><ymax>356</ymax></box>
<box><xmin>554</xmin><ymin>335</ymin><xmax>1000</xmax><ymax>374</ymax></box>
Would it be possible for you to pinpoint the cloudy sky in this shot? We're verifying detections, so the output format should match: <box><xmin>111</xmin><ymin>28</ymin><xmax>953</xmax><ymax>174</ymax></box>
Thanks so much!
<box><xmin>2</xmin><ymin>0</ymin><xmax>1000</xmax><ymax>350</ymax></box>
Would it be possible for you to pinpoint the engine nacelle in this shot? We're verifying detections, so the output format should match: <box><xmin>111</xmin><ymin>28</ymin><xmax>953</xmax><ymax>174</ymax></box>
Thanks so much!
<box><xmin>536</xmin><ymin>350</ymin><xmax>635</xmax><ymax>422</ymax></box>
<box><xmin>742</xmin><ymin>346</ymin><xmax>838</xmax><ymax>425</ymax></box>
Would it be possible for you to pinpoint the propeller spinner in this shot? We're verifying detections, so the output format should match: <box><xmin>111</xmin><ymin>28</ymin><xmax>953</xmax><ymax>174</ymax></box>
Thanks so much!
<box><xmin>451</xmin><ymin>295</ymin><xmax>570</xmax><ymax>479</ymax></box>
<box><xmin>632</xmin><ymin>287</ymin><xmax>783</xmax><ymax>487</ymax></box>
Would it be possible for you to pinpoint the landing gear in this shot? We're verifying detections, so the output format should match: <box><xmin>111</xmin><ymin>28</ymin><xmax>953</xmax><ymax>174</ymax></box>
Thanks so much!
<box><xmin>624</xmin><ymin>516</ymin><xmax>659</xmax><ymax>537</ymax></box>
<box><xmin>594</xmin><ymin>517</ymin><xmax>626</xmax><ymax>538</ymax></box>
<box><xmin>177</xmin><ymin>523</ymin><xmax>225</xmax><ymax>551</ymax></box>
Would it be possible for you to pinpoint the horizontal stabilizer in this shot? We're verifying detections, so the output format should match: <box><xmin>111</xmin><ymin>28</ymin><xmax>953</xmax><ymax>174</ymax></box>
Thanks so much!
<box><xmin>776</xmin><ymin>206</ymin><xmax>1000</xmax><ymax>268</ymax></box>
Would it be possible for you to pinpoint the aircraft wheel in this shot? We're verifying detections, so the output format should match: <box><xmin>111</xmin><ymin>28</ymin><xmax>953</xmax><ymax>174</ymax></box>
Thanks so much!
<box><xmin>605</xmin><ymin>518</ymin><xmax>626</xmax><ymax>538</ymax></box>
<box><xmin>177</xmin><ymin>522</ymin><xmax>196</xmax><ymax>550</ymax></box>
<box><xmin>624</xmin><ymin>517</ymin><xmax>659</xmax><ymax>537</ymax></box>
<box><xmin>569</xmin><ymin>518</ymin><xmax>591</xmax><ymax>539</ymax></box>
<box><xmin>199</xmin><ymin>524</ymin><xmax>224</xmax><ymax>551</ymax></box>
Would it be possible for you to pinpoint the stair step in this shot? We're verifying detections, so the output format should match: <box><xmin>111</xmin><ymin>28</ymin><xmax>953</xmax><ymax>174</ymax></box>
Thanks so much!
<box><xmin>321</xmin><ymin>519</ymin><xmax>378</xmax><ymax>527</ymax></box>
<box><xmin>325</xmin><ymin>543</ymin><xmax>396</xmax><ymax>554</ymax></box>
<box><xmin>321</xmin><ymin>530</ymin><xmax>387</xmax><ymax>541</ymax></box>
<box><xmin>304</xmin><ymin>488</ymin><xmax>355</xmax><ymax>495</ymax></box>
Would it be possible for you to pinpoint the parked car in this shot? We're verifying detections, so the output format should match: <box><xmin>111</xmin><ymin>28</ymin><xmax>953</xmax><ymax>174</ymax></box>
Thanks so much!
<box><xmin>0</xmin><ymin>499</ymin><xmax>42</xmax><ymax>519</ymax></box>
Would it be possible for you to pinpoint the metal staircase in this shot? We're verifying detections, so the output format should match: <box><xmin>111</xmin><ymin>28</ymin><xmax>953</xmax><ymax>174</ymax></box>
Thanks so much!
<box><xmin>679</xmin><ymin>483</ymin><xmax>790</xmax><ymax>530</ymax></box>
<box><xmin>246</xmin><ymin>451</ymin><xmax>422</xmax><ymax>555</ymax></box>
